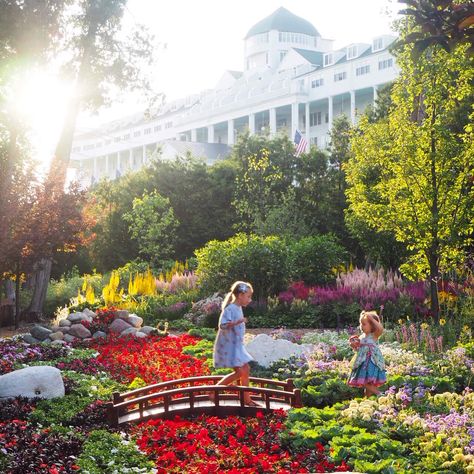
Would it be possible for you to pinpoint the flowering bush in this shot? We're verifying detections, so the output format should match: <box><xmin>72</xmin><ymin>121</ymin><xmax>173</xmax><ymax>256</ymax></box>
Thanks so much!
<box><xmin>132</xmin><ymin>411</ymin><xmax>349</xmax><ymax>473</ymax></box>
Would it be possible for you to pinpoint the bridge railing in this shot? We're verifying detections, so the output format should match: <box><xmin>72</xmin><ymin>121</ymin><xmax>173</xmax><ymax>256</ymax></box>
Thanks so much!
<box><xmin>107</xmin><ymin>376</ymin><xmax>302</xmax><ymax>426</ymax></box>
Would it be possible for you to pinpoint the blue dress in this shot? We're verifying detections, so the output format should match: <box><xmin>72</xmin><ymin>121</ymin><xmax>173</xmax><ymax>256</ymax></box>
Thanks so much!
<box><xmin>213</xmin><ymin>303</ymin><xmax>254</xmax><ymax>368</ymax></box>
<box><xmin>348</xmin><ymin>333</ymin><xmax>386</xmax><ymax>387</ymax></box>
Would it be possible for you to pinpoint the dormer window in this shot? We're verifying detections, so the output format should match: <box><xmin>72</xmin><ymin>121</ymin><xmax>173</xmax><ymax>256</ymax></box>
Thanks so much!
<box><xmin>347</xmin><ymin>45</ymin><xmax>358</xmax><ymax>60</ymax></box>
<box><xmin>373</xmin><ymin>38</ymin><xmax>384</xmax><ymax>52</ymax></box>
<box><xmin>324</xmin><ymin>53</ymin><xmax>333</xmax><ymax>66</ymax></box>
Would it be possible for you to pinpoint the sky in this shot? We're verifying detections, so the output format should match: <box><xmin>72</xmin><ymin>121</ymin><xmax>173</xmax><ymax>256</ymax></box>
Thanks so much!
<box><xmin>77</xmin><ymin>0</ymin><xmax>401</xmax><ymax>128</ymax></box>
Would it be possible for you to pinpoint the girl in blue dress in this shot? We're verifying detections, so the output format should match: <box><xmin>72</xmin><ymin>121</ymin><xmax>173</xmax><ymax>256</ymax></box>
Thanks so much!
<box><xmin>348</xmin><ymin>310</ymin><xmax>386</xmax><ymax>397</ymax></box>
<box><xmin>212</xmin><ymin>281</ymin><xmax>259</xmax><ymax>406</ymax></box>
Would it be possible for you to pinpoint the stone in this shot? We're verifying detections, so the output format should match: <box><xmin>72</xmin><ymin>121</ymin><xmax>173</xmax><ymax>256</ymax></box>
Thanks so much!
<box><xmin>82</xmin><ymin>308</ymin><xmax>96</xmax><ymax>318</ymax></box>
<box><xmin>114</xmin><ymin>310</ymin><xmax>129</xmax><ymax>320</ymax></box>
<box><xmin>58</xmin><ymin>319</ymin><xmax>72</xmax><ymax>327</ymax></box>
<box><xmin>127</xmin><ymin>314</ymin><xmax>143</xmax><ymax>328</ymax></box>
<box><xmin>30</xmin><ymin>325</ymin><xmax>53</xmax><ymax>341</ymax></box>
<box><xmin>121</xmin><ymin>327</ymin><xmax>138</xmax><ymax>336</ymax></box>
<box><xmin>50</xmin><ymin>340</ymin><xmax>67</xmax><ymax>346</ymax></box>
<box><xmin>68</xmin><ymin>324</ymin><xmax>92</xmax><ymax>339</ymax></box>
<box><xmin>64</xmin><ymin>334</ymin><xmax>77</xmax><ymax>343</ymax></box>
<box><xmin>109</xmin><ymin>318</ymin><xmax>133</xmax><ymax>334</ymax></box>
<box><xmin>50</xmin><ymin>331</ymin><xmax>64</xmax><ymax>341</ymax></box>
<box><xmin>139</xmin><ymin>326</ymin><xmax>155</xmax><ymax>335</ymax></box>
<box><xmin>0</xmin><ymin>366</ymin><xmax>65</xmax><ymax>400</ymax></box>
<box><xmin>67</xmin><ymin>312</ymin><xmax>86</xmax><ymax>323</ymax></box>
<box><xmin>22</xmin><ymin>334</ymin><xmax>40</xmax><ymax>344</ymax></box>
<box><xmin>92</xmin><ymin>331</ymin><xmax>107</xmax><ymax>339</ymax></box>
<box><xmin>134</xmin><ymin>331</ymin><xmax>147</xmax><ymax>338</ymax></box>
<box><xmin>245</xmin><ymin>334</ymin><xmax>313</xmax><ymax>368</ymax></box>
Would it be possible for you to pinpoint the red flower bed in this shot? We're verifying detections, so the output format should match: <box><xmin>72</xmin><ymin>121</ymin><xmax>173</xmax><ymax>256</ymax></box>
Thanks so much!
<box><xmin>132</xmin><ymin>410</ymin><xmax>349</xmax><ymax>473</ymax></box>
<box><xmin>88</xmin><ymin>334</ymin><xmax>210</xmax><ymax>384</ymax></box>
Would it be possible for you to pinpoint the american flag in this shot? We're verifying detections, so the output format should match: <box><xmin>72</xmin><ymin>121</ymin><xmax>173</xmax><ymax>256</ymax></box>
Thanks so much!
<box><xmin>293</xmin><ymin>129</ymin><xmax>308</xmax><ymax>157</ymax></box>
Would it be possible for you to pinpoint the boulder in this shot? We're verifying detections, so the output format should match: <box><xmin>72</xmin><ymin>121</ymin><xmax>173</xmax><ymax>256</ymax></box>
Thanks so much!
<box><xmin>58</xmin><ymin>319</ymin><xmax>72</xmax><ymax>327</ymax></box>
<box><xmin>63</xmin><ymin>334</ymin><xmax>77</xmax><ymax>343</ymax></box>
<box><xmin>127</xmin><ymin>314</ymin><xmax>143</xmax><ymax>328</ymax></box>
<box><xmin>68</xmin><ymin>324</ymin><xmax>92</xmax><ymax>339</ymax></box>
<box><xmin>92</xmin><ymin>331</ymin><xmax>107</xmax><ymax>339</ymax></box>
<box><xmin>50</xmin><ymin>331</ymin><xmax>64</xmax><ymax>341</ymax></box>
<box><xmin>30</xmin><ymin>325</ymin><xmax>52</xmax><ymax>341</ymax></box>
<box><xmin>114</xmin><ymin>310</ymin><xmax>129</xmax><ymax>320</ymax></box>
<box><xmin>0</xmin><ymin>366</ymin><xmax>65</xmax><ymax>400</ymax></box>
<box><xmin>67</xmin><ymin>312</ymin><xmax>87</xmax><ymax>323</ymax></box>
<box><xmin>245</xmin><ymin>334</ymin><xmax>313</xmax><ymax>368</ymax></box>
<box><xmin>109</xmin><ymin>318</ymin><xmax>133</xmax><ymax>334</ymax></box>
<box><xmin>82</xmin><ymin>308</ymin><xmax>96</xmax><ymax>318</ymax></box>
<box><xmin>121</xmin><ymin>327</ymin><xmax>138</xmax><ymax>336</ymax></box>
<box><xmin>139</xmin><ymin>326</ymin><xmax>155</xmax><ymax>335</ymax></box>
<box><xmin>22</xmin><ymin>334</ymin><xmax>40</xmax><ymax>344</ymax></box>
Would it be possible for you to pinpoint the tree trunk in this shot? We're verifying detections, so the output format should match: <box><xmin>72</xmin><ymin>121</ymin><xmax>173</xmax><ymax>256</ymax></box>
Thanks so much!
<box><xmin>15</xmin><ymin>264</ymin><xmax>21</xmax><ymax>329</ymax></box>
<box><xmin>25</xmin><ymin>258</ymin><xmax>52</xmax><ymax>321</ymax></box>
<box><xmin>428</xmin><ymin>254</ymin><xmax>440</xmax><ymax>323</ymax></box>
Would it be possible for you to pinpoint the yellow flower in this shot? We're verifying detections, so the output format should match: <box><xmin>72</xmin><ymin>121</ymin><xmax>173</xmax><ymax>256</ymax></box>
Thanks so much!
<box><xmin>421</xmin><ymin>323</ymin><xmax>429</xmax><ymax>330</ymax></box>
<box><xmin>398</xmin><ymin>319</ymin><xmax>404</xmax><ymax>325</ymax></box>
<box><xmin>439</xmin><ymin>318</ymin><xmax>446</xmax><ymax>326</ymax></box>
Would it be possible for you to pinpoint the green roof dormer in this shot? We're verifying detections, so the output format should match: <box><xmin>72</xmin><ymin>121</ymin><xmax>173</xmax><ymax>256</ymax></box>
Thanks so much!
<box><xmin>245</xmin><ymin>7</ymin><xmax>319</xmax><ymax>39</ymax></box>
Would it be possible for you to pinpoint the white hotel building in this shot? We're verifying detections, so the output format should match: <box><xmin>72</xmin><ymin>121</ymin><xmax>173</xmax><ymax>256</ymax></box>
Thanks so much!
<box><xmin>71</xmin><ymin>7</ymin><xmax>398</xmax><ymax>184</ymax></box>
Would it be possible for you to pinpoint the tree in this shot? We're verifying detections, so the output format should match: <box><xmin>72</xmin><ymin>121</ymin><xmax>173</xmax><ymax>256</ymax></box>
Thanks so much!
<box><xmin>397</xmin><ymin>0</ymin><xmax>474</xmax><ymax>56</ymax></box>
<box><xmin>123</xmin><ymin>190</ymin><xmax>178</xmax><ymax>267</ymax></box>
<box><xmin>345</xmin><ymin>32</ymin><xmax>474</xmax><ymax>320</ymax></box>
<box><xmin>232</xmin><ymin>133</ymin><xmax>297</xmax><ymax>233</ymax></box>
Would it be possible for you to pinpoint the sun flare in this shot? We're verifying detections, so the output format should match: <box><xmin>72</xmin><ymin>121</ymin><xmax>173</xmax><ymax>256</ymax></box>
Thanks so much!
<box><xmin>11</xmin><ymin>69</ymin><xmax>74</xmax><ymax>167</ymax></box>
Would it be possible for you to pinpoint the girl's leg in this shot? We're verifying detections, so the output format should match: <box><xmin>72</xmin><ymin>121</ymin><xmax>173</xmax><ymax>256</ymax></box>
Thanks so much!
<box><xmin>209</xmin><ymin>368</ymin><xmax>242</xmax><ymax>401</ymax></box>
<box><xmin>241</xmin><ymin>364</ymin><xmax>260</xmax><ymax>406</ymax></box>
<box><xmin>364</xmin><ymin>383</ymin><xmax>380</xmax><ymax>397</ymax></box>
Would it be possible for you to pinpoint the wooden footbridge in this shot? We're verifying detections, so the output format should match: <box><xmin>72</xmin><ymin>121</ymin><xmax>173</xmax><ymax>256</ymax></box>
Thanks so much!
<box><xmin>107</xmin><ymin>375</ymin><xmax>302</xmax><ymax>426</ymax></box>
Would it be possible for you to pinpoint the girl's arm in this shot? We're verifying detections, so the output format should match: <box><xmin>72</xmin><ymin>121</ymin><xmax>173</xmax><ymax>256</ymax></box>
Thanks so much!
<box><xmin>368</xmin><ymin>314</ymin><xmax>384</xmax><ymax>338</ymax></box>
<box><xmin>219</xmin><ymin>307</ymin><xmax>245</xmax><ymax>329</ymax></box>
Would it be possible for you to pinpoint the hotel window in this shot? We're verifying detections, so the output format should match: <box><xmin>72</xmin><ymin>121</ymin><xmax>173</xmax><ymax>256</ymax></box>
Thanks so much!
<box><xmin>144</xmin><ymin>128</ymin><xmax>151</xmax><ymax>135</ymax></box>
<box><xmin>311</xmin><ymin>78</ymin><xmax>324</xmax><ymax>88</ymax></box>
<box><xmin>324</xmin><ymin>53</ymin><xmax>333</xmax><ymax>66</ymax></box>
<box><xmin>134</xmin><ymin>131</ymin><xmax>141</xmax><ymax>137</ymax></box>
<box><xmin>279</xmin><ymin>50</ymin><xmax>288</xmax><ymax>61</ymax></box>
<box><xmin>334</xmin><ymin>71</ymin><xmax>347</xmax><ymax>82</ymax></box>
<box><xmin>123</xmin><ymin>134</ymin><xmax>130</xmax><ymax>140</ymax></box>
<box><xmin>356</xmin><ymin>65</ymin><xmax>370</xmax><ymax>76</ymax></box>
<box><xmin>310</xmin><ymin>137</ymin><xmax>318</xmax><ymax>146</ymax></box>
<box><xmin>378</xmin><ymin>58</ymin><xmax>393</xmax><ymax>70</ymax></box>
<box><xmin>373</xmin><ymin>38</ymin><xmax>383</xmax><ymax>51</ymax></box>
<box><xmin>325</xmin><ymin>112</ymin><xmax>329</xmax><ymax>123</ymax></box>
<box><xmin>310</xmin><ymin>111</ymin><xmax>322</xmax><ymax>126</ymax></box>
<box><xmin>154</xmin><ymin>125</ymin><xmax>161</xmax><ymax>132</ymax></box>
<box><xmin>165</xmin><ymin>121</ymin><xmax>173</xmax><ymax>129</ymax></box>
<box><xmin>347</xmin><ymin>45</ymin><xmax>358</xmax><ymax>59</ymax></box>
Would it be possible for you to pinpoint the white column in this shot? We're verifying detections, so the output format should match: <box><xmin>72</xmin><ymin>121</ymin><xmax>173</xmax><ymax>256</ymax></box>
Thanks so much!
<box><xmin>142</xmin><ymin>145</ymin><xmax>147</xmax><ymax>164</ymax></box>
<box><xmin>269</xmin><ymin>108</ymin><xmax>277</xmax><ymax>136</ymax></box>
<box><xmin>305</xmin><ymin>102</ymin><xmax>310</xmax><ymax>151</ymax></box>
<box><xmin>350</xmin><ymin>90</ymin><xmax>356</xmax><ymax>124</ymax></box>
<box><xmin>227</xmin><ymin>119</ymin><xmax>234</xmax><ymax>145</ymax></box>
<box><xmin>207</xmin><ymin>125</ymin><xmax>215</xmax><ymax>143</ymax></box>
<box><xmin>328</xmin><ymin>96</ymin><xmax>333</xmax><ymax>132</ymax></box>
<box><xmin>116</xmin><ymin>152</ymin><xmax>120</xmax><ymax>176</ymax></box>
<box><xmin>191</xmin><ymin>128</ymin><xmax>197</xmax><ymax>142</ymax></box>
<box><xmin>105</xmin><ymin>155</ymin><xmax>109</xmax><ymax>178</ymax></box>
<box><xmin>248</xmin><ymin>113</ymin><xmax>255</xmax><ymax>135</ymax></box>
<box><xmin>291</xmin><ymin>102</ymin><xmax>299</xmax><ymax>139</ymax></box>
<box><xmin>373</xmin><ymin>85</ymin><xmax>378</xmax><ymax>106</ymax></box>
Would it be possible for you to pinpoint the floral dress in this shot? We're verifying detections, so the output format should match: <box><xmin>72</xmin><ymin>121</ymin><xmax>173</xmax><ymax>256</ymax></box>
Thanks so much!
<box><xmin>348</xmin><ymin>333</ymin><xmax>386</xmax><ymax>387</ymax></box>
<box><xmin>213</xmin><ymin>303</ymin><xmax>253</xmax><ymax>368</ymax></box>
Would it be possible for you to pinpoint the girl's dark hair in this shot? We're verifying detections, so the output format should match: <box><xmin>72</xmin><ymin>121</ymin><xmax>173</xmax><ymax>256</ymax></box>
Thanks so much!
<box><xmin>221</xmin><ymin>281</ymin><xmax>253</xmax><ymax>310</ymax></box>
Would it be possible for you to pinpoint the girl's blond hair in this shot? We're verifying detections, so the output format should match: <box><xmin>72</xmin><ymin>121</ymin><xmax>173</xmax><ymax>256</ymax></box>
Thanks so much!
<box><xmin>221</xmin><ymin>281</ymin><xmax>253</xmax><ymax>310</ymax></box>
<box><xmin>359</xmin><ymin>310</ymin><xmax>381</xmax><ymax>332</ymax></box>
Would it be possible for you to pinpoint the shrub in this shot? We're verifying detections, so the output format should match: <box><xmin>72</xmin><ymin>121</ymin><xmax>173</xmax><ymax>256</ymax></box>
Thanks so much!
<box><xmin>288</xmin><ymin>235</ymin><xmax>347</xmax><ymax>285</ymax></box>
<box><xmin>195</xmin><ymin>233</ymin><xmax>289</xmax><ymax>300</ymax></box>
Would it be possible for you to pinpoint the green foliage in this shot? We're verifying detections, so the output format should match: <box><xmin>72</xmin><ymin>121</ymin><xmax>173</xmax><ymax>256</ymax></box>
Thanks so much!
<box><xmin>288</xmin><ymin>234</ymin><xmax>346</xmax><ymax>285</ymax></box>
<box><xmin>77</xmin><ymin>430</ymin><xmax>155</xmax><ymax>474</ymax></box>
<box><xmin>123</xmin><ymin>190</ymin><xmax>179</xmax><ymax>266</ymax></box>
<box><xmin>30</xmin><ymin>372</ymin><xmax>125</xmax><ymax>427</ymax></box>
<box><xmin>195</xmin><ymin>233</ymin><xmax>289</xmax><ymax>300</ymax></box>
<box><xmin>187</xmin><ymin>327</ymin><xmax>217</xmax><ymax>341</ymax></box>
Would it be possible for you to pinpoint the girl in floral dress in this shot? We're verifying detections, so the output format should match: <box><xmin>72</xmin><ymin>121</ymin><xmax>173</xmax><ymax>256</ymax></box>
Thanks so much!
<box><xmin>212</xmin><ymin>281</ymin><xmax>260</xmax><ymax>406</ymax></box>
<box><xmin>348</xmin><ymin>310</ymin><xmax>386</xmax><ymax>397</ymax></box>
